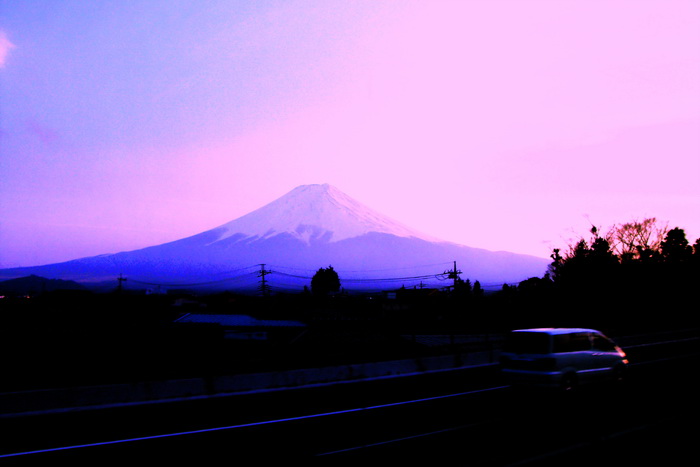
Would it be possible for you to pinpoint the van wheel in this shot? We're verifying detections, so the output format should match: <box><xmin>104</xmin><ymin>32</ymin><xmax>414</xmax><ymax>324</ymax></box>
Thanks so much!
<box><xmin>561</xmin><ymin>373</ymin><xmax>578</xmax><ymax>391</ymax></box>
<box><xmin>613</xmin><ymin>365</ymin><xmax>627</xmax><ymax>384</ymax></box>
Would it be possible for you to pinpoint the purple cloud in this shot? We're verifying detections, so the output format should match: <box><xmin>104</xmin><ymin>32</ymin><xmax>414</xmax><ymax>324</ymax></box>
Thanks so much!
<box><xmin>0</xmin><ymin>30</ymin><xmax>15</xmax><ymax>68</ymax></box>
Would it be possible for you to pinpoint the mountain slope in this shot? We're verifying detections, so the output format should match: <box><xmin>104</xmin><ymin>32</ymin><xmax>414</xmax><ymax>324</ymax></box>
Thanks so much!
<box><xmin>211</xmin><ymin>183</ymin><xmax>439</xmax><ymax>244</ymax></box>
<box><xmin>0</xmin><ymin>184</ymin><xmax>550</xmax><ymax>291</ymax></box>
<box><xmin>0</xmin><ymin>275</ymin><xmax>87</xmax><ymax>295</ymax></box>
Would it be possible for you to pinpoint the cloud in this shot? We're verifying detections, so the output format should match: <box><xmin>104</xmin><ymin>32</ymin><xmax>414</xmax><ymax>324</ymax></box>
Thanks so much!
<box><xmin>0</xmin><ymin>30</ymin><xmax>15</xmax><ymax>68</ymax></box>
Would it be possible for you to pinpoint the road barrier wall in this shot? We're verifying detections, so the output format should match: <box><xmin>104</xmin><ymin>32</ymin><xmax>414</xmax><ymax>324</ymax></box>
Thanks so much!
<box><xmin>0</xmin><ymin>350</ymin><xmax>497</xmax><ymax>418</ymax></box>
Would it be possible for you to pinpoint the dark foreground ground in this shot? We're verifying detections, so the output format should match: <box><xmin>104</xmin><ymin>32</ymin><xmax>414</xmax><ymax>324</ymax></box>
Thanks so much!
<box><xmin>1</xmin><ymin>289</ymin><xmax>697</xmax><ymax>393</ymax></box>
<box><xmin>0</xmin><ymin>336</ymin><xmax>696</xmax><ymax>464</ymax></box>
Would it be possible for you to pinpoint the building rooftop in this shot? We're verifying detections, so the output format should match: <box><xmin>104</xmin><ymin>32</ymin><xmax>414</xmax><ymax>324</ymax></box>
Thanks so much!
<box><xmin>175</xmin><ymin>313</ymin><xmax>306</xmax><ymax>328</ymax></box>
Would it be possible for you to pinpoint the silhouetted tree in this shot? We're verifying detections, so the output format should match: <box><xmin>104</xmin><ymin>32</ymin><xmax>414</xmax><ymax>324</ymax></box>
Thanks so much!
<box><xmin>546</xmin><ymin>225</ymin><xmax>623</xmax><ymax>327</ymax></box>
<box><xmin>549</xmin><ymin>235</ymin><xmax>618</xmax><ymax>287</ymax></box>
<box><xmin>660</xmin><ymin>227</ymin><xmax>693</xmax><ymax>263</ymax></box>
<box><xmin>693</xmin><ymin>238</ymin><xmax>700</xmax><ymax>264</ymax></box>
<box><xmin>311</xmin><ymin>266</ymin><xmax>341</xmax><ymax>297</ymax></box>
<box><xmin>546</xmin><ymin>219</ymin><xmax>700</xmax><ymax>330</ymax></box>
<box><xmin>473</xmin><ymin>280</ymin><xmax>484</xmax><ymax>298</ymax></box>
<box><xmin>608</xmin><ymin>217</ymin><xmax>668</xmax><ymax>262</ymax></box>
<box><xmin>453</xmin><ymin>278</ymin><xmax>472</xmax><ymax>298</ymax></box>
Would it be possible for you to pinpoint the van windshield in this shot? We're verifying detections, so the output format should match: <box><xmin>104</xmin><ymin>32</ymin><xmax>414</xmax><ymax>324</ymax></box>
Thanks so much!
<box><xmin>504</xmin><ymin>332</ymin><xmax>550</xmax><ymax>354</ymax></box>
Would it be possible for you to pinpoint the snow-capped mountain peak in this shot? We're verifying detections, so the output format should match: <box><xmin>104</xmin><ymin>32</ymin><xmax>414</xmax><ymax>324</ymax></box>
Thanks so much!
<box><xmin>0</xmin><ymin>183</ymin><xmax>550</xmax><ymax>289</ymax></box>
<box><xmin>213</xmin><ymin>184</ymin><xmax>439</xmax><ymax>244</ymax></box>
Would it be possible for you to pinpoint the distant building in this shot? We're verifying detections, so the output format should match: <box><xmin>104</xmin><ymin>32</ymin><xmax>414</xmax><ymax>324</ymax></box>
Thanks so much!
<box><xmin>174</xmin><ymin>313</ymin><xmax>306</xmax><ymax>342</ymax></box>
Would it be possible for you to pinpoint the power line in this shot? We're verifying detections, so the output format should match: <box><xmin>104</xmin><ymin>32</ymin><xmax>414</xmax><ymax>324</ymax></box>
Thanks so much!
<box><xmin>272</xmin><ymin>271</ymin><xmax>449</xmax><ymax>283</ymax></box>
<box><xmin>116</xmin><ymin>261</ymin><xmax>517</xmax><ymax>292</ymax></box>
<box><xmin>266</xmin><ymin>262</ymin><xmax>454</xmax><ymax>274</ymax></box>
<box><xmin>129</xmin><ymin>273</ymin><xmax>258</xmax><ymax>288</ymax></box>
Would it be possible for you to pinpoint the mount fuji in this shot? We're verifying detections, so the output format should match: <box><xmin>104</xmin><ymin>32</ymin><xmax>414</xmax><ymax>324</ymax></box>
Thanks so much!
<box><xmin>0</xmin><ymin>184</ymin><xmax>549</xmax><ymax>292</ymax></box>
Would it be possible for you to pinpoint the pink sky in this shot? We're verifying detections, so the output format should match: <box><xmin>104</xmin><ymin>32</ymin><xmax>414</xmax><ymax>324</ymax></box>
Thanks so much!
<box><xmin>1</xmin><ymin>0</ymin><xmax>699</xmax><ymax>268</ymax></box>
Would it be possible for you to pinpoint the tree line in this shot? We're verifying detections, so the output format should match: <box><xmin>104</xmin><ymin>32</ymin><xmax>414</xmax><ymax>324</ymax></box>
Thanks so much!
<box><xmin>307</xmin><ymin>218</ymin><xmax>699</xmax><ymax>334</ymax></box>
<box><xmin>496</xmin><ymin>218</ymin><xmax>699</xmax><ymax>333</ymax></box>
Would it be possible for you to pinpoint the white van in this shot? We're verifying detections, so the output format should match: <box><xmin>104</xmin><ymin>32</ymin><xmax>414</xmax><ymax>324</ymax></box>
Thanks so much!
<box><xmin>500</xmin><ymin>328</ymin><xmax>629</xmax><ymax>390</ymax></box>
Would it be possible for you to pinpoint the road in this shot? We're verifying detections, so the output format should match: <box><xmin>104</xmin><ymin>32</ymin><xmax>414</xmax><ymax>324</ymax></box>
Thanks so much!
<box><xmin>0</xmin><ymin>334</ymin><xmax>697</xmax><ymax>464</ymax></box>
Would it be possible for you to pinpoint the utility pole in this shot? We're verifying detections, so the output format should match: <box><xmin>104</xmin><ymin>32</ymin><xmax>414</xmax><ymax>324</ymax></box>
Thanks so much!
<box><xmin>258</xmin><ymin>264</ymin><xmax>272</xmax><ymax>297</ymax></box>
<box><xmin>444</xmin><ymin>261</ymin><xmax>462</xmax><ymax>289</ymax></box>
<box><xmin>117</xmin><ymin>273</ymin><xmax>127</xmax><ymax>294</ymax></box>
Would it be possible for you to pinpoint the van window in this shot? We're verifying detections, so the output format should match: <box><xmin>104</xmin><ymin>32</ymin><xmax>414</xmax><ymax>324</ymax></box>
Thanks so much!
<box><xmin>591</xmin><ymin>333</ymin><xmax>617</xmax><ymax>351</ymax></box>
<box><xmin>504</xmin><ymin>332</ymin><xmax>550</xmax><ymax>354</ymax></box>
<box><xmin>552</xmin><ymin>332</ymin><xmax>591</xmax><ymax>353</ymax></box>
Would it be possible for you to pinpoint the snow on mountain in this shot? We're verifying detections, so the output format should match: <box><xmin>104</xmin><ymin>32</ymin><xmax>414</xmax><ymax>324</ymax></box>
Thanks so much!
<box><xmin>212</xmin><ymin>184</ymin><xmax>439</xmax><ymax>244</ymax></box>
<box><xmin>0</xmin><ymin>184</ymin><xmax>550</xmax><ymax>290</ymax></box>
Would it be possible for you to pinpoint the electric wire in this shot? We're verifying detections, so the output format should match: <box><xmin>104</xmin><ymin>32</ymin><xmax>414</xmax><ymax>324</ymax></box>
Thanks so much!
<box><xmin>116</xmin><ymin>262</ymin><xmax>520</xmax><ymax>292</ymax></box>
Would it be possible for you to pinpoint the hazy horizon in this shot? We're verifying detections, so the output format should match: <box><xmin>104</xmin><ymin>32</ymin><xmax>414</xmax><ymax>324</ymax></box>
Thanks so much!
<box><xmin>1</xmin><ymin>0</ymin><xmax>698</xmax><ymax>268</ymax></box>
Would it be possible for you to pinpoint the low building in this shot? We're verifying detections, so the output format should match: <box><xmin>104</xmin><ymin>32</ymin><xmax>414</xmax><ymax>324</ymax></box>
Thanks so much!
<box><xmin>174</xmin><ymin>313</ymin><xmax>306</xmax><ymax>342</ymax></box>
